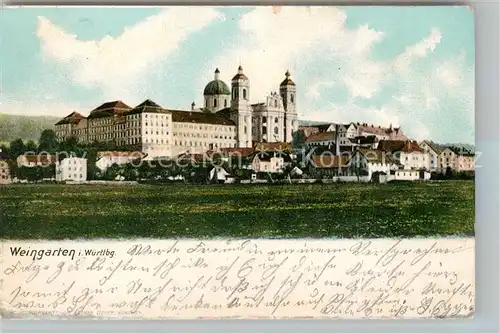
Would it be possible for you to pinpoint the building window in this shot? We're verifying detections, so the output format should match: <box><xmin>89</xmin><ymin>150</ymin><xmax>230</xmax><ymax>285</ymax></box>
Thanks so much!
<box><xmin>275</xmin><ymin>117</ymin><xmax>278</xmax><ymax>123</ymax></box>
<box><xmin>274</xmin><ymin>100</ymin><xmax>277</xmax><ymax>108</ymax></box>
<box><xmin>274</xmin><ymin>127</ymin><xmax>278</xmax><ymax>135</ymax></box>
<box><xmin>214</xmin><ymin>99</ymin><xmax>217</xmax><ymax>107</ymax></box>
<box><xmin>262</xmin><ymin>117</ymin><xmax>267</xmax><ymax>123</ymax></box>
<box><xmin>243</xmin><ymin>89</ymin><xmax>247</xmax><ymax>100</ymax></box>
<box><xmin>224</xmin><ymin>99</ymin><xmax>227</xmax><ymax>107</ymax></box>
<box><xmin>291</xmin><ymin>94</ymin><xmax>294</xmax><ymax>103</ymax></box>
<box><xmin>262</xmin><ymin>126</ymin><xmax>267</xmax><ymax>134</ymax></box>
<box><xmin>244</xmin><ymin>126</ymin><xmax>247</xmax><ymax>134</ymax></box>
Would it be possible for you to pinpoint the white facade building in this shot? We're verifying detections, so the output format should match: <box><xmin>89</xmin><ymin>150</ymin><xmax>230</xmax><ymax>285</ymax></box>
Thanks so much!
<box><xmin>96</xmin><ymin>152</ymin><xmax>146</xmax><ymax>172</ymax></box>
<box><xmin>56</xmin><ymin>157</ymin><xmax>87</xmax><ymax>182</ymax></box>
<box><xmin>55</xmin><ymin>66</ymin><xmax>299</xmax><ymax>159</ymax></box>
<box><xmin>419</xmin><ymin>140</ymin><xmax>445</xmax><ymax>171</ymax></box>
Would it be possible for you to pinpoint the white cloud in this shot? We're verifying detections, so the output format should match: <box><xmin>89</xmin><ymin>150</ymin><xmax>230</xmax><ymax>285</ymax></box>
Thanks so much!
<box><xmin>306</xmin><ymin>81</ymin><xmax>336</xmax><ymax>99</ymax></box>
<box><xmin>36</xmin><ymin>7</ymin><xmax>224</xmax><ymax>105</ymax></box>
<box><xmin>197</xmin><ymin>6</ymin><xmax>384</xmax><ymax>103</ymax></box>
<box><xmin>394</xmin><ymin>28</ymin><xmax>442</xmax><ymax>75</ymax></box>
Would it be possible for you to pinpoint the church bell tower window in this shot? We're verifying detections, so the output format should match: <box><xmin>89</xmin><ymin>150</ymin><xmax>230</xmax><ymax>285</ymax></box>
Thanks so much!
<box><xmin>214</xmin><ymin>99</ymin><xmax>217</xmax><ymax>107</ymax></box>
<box><xmin>243</xmin><ymin>89</ymin><xmax>247</xmax><ymax>100</ymax></box>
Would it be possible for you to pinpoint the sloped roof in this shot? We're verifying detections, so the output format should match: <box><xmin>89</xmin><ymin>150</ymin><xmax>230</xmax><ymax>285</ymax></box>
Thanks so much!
<box><xmin>377</xmin><ymin>140</ymin><xmax>406</xmax><ymax>152</ymax></box>
<box><xmin>254</xmin><ymin>142</ymin><xmax>292</xmax><ymax>153</ymax></box>
<box><xmin>421</xmin><ymin>140</ymin><xmax>448</xmax><ymax>154</ymax></box>
<box><xmin>127</xmin><ymin>99</ymin><xmax>169</xmax><ymax>116</ymax></box>
<box><xmin>448</xmin><ymin>146</ymin><xmax>475</xmax><ymax>156</ymax></box>
<box><xmin>97</xmin><ymin>151</ymin><xmax>146</xmax><ymax>158</ymax></box>
<box><xmin>306</xmin><ymin>131</ymin><xmax>336</xmax><ymax>142</ymax></box>
<box><xmin>316</xmin><ymin>124</ymin><xmax>333</xmax><ymax>132</ymax></box>
<box><xmin>18</xmin><ymin>154</ymin><xmax>56</xmax><ymax>164</ymax></box>
<box><xmin>354</xmin><ymin>123</ymin><xmax>407</xmax><ymax>139</ymax></box>
<box><xmin>253</xmin><ymin>151</ymin><xmax>292</xmax><ymax>162</ymax></box>
<box><xmin>170</xmin><ymin>110</ymin><xmax>235</xmax><ymax>126</ymax></box>
<box><xmin>402</xmin><ymin>141</ymin><xmax>424</xmax><ymax>153</ymax></box>
<box><xmin>88</xmin><ymin>100</ymin><xmax>132</xmax><ymax>119</ymax></box>
<box><xmin>55</xmin><ymin>112</ymin><xmax>86</xmax><ymax>125</ymax></box>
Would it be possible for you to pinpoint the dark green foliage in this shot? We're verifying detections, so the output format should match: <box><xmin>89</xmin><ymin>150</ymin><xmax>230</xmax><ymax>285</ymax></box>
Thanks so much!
<box><xmin>38</xmin><ymin>129</ymin><xmax>58</xmax><ymax>154</ymax></box>
<box><xmin>0</xmin><ymin>181</ymin><xmax>474</xmax><ymax>240</ymax></box>
<box><xmin>9</xmin><ymin>139</ymin><xmax>25</xmax><ymax>158</ymax></box>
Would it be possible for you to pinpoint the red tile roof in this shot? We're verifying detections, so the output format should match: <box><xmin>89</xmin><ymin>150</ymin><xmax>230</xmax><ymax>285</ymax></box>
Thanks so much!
<box><xmin>306</xmin><ymin>131</ymin><xmax>336</xmax><ymax>142</ymax></box>
<box><xmin>254</xmin><ymin>142</ymin><xmax>292</xmax><ymax>152</ymax></box>
<box><xmin>170</xmin><ymin>109</ymin><xmax>235</xmax><ymax>126</ymax></box>
<box><xmin>402</xmin><ymin>141</ymin><xmax>424</xmax><ymax>153</ymax></box>
<box><xmin>97</xmin><ymin>151</ymin><xmax>146</xmax><ymax>158</ymax></box>
<box><xmin>55</xmin><ymin>112</ymin><xmax>86</xmax><ymax>125</ymax></box>
<box><xmin>355</xmin><ymin>123</ymin><xmax>407</xmax><ymax>140</ymax></box>
<box><xmin>19</xmin><ymin>154</ymin><xmax>56</xmax><ymax>164</ymax></box>
<box><xmin>88</xmin><ymin>101</ymin><xmax>132</xmax><ymax>119</ymax></box>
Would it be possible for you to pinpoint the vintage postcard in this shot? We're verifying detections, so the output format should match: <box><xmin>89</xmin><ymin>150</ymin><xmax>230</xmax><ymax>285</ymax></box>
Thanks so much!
<box><xmin>0</xmin><ymin>6</ymin><xmax>475</xmax><ymax>319</ymax></box>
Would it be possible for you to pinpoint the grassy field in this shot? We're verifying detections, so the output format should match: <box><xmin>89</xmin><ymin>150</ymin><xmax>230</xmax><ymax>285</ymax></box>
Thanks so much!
<box><xmin>0</xmin><ymin>181</ymin><xmax>474</xmax><ymax>239</ymax></box>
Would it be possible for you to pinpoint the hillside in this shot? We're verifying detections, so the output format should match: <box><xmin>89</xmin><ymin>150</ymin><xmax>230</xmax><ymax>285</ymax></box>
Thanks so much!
<box><xmin>0</xmin><ymin>113</ymin><xmax>59</xmax><ymax>142</ymax></box>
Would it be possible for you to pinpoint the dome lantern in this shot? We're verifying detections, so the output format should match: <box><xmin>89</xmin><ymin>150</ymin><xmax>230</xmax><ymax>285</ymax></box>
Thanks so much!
<box><xmin>280</xmin><ymin>70</ymin><xmax>295</xmax><ymax>87</ymax></box>
<box><xmin>203</xmin><ymin>68</ymin><xmax>231</xmax><ymax>96</ymax></box>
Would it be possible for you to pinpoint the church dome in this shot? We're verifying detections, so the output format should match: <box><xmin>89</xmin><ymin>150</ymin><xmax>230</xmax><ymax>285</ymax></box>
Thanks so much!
<box><xmin>204</xmin><ymin>68</ymin><xmax>231</xmax><ymax>95</ymax></box>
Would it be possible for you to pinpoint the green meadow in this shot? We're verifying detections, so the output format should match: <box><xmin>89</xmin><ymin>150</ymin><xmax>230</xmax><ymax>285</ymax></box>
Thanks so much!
<box><xmin>0</xmin><ymin>181</ymin><xmax>474</xmax><ymax>240</ymax></box>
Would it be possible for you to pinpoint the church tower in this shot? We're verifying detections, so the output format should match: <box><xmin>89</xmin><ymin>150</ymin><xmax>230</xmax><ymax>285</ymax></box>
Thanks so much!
<box><xmin>230</xmin><ymin>66</ymin><xmax>252</xmax><ymax>148</ymax></box>
<box><xmin>280</xmin><ymin>70</ymin><xmax>298</xmax><ymax>143</ymax></box>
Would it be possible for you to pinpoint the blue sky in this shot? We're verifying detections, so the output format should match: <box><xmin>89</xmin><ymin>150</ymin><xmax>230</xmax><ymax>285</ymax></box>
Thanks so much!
<box><xmin>0</xmin><ymin>6</ymin><xmax>474</xmax><ymax>144</ymax></box>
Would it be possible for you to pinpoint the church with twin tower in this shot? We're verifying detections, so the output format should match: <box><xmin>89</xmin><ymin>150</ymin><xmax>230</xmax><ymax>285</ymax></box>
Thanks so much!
<box><xmin>202</xmin><ymin>65</ymin><xmax>299</xmax><ymax>147</ymax></box>
<box><xmin>54</xmin><ymin>65</ymin><xmax>299</xmax><ymax>158</ymax></box>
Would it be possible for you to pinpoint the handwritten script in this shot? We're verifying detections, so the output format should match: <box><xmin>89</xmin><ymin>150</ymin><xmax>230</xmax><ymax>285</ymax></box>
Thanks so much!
<box><xmin>0</xmin><ymin>238</ymin><xmax>474</xmax><ymax>319</ymax></box>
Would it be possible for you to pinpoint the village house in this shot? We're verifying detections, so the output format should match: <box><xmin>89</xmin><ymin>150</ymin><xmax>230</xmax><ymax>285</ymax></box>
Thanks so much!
<box><xmin>308</xmin><ymin>154</ymin><xmax>350</xmax><ymax>178</ymax></box>
<box><xmin>350</xmin><ymin>148</ymin><xmax>399</xmax><ymax>181</ymax></box>
<box><xmin>377</xmin><ymin>140</ymin><xmax>429</xmax><ymax>171</ymax></box>
<box><xmin>56</xmin><ymin>157</ymin><xmax>87</xmax><ymax>182</ymax></box>
<box><xmin>420</xmin><ymin>140</ymin><xmax>447</xmax><ymax>171</ymax></box>
<box><xmin>251</xmin><ymin>151</ymin><xmax>289</xmax><ymax>174</ymax></box>
<box><xmin>440</xmin><ymin>146</ymin><xmax>475</xmax><ymax>172</ymax></box>
<box><xmin>209</xmin><ymin>166</ymin><xmax>235</xmax><ymax>183</ymax></box>
<box><xmin>305</xmin><ymin>131</ymin><xmax>336</xmax><ymax>147</ymax></box>
<box><xmin>96</xmin><ymin>151</ymin><xmax>147</xmax><ymax>172</ymax></box>
<box><xmin>389</xmin><ymin>169</ymin><xmax>423</xmax><ymax>181</ymax></box>
<box><xmin>17</xmin><ymin>154</ymin><xmax>57</xmax><ymax>167</ymax></box>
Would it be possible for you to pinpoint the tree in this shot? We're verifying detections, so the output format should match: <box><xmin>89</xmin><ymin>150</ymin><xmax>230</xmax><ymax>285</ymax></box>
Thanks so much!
<box><xmin>9</xmin><ymin>138</ymin><xmax>25</xmax><ymax>158</ymax></box>
<box><xmin>59</xmin><ymin>136</ymin><xmax>80</xmax><ymax>156</ymax></box>
<box><xmin>38</xmin><ymin>129</ymin><xmax>58</xmax><ymax>154</ymax></box>
<box><xmin>25</xmin><ymin>140</ymin><xmax>38</xmax><ymax>154</ymax></box>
